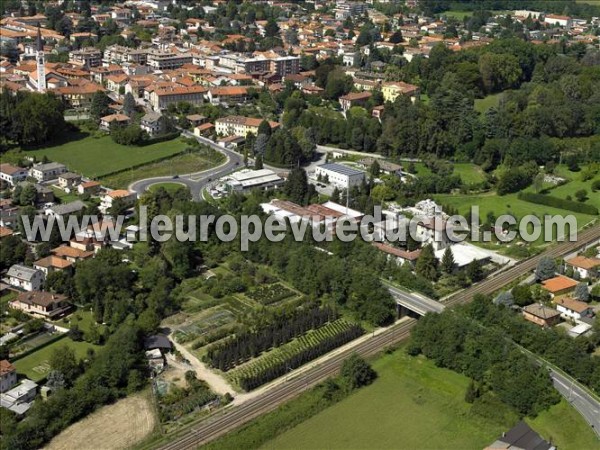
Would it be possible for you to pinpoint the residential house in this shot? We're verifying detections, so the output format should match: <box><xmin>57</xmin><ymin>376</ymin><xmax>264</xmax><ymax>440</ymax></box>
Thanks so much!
<box><xmin>215</xmin><ymin>116</ymin><xmax>280</xmax><ymax>138</ymax></box>
<box><xmin>357</xmin><ymin>157</ymin><xmax>402</xmax><ymax>176</ymax></box>
<box><xmin>415</xmin><ymin>217</ymin><xmax>452</xmax><ymax>251</ymax></box>
<box><xmin>6</xmin><ymin>264</ymin><xmax>44</xmax><ymax>291</ymax></box>
<box><xmin>193</xmin><ymin>122</ymin><xmax>215</xmax><ymax>137</ymax></box>
<box><xmin>33</xmin><ymin>255</ymin><xmax>73</xmax><ymax>276</ymax></box>
<box><xmin>0</xmin><ymin>379</ymin><xmax>37</xmax><ymax>416</ymax></box>
<box><xmin>554</xmin><ymin>297</ymin><xmax>594</xmax><ymax>322</ymax></box>
<box><xmin>0</xmin><ymin>360</ymin><xmax>17</xmax><ymax>393</ymax></box>
<box><xmin>0</xmin><ymin>226</ymin><xmax>14</xmax><ymax>240</ymax></box>
<box><xmin>57</xmin><ymin>172</ymin><xmax>82</xmax><ymax>189</ymax></box>
<box><xmin>56</xmin><ymin>83</ymin><xmax>104</xmax><ymax>109</ymax></box>
<box><xmin>140</xmin><ymin>112</ymin><xmax>166</xmax><ymax>137</ymax></box>
<box><xmin>0</xmin><ymin>164</ymin><xmax>28</xmax><ymax>187</ymax></box>
<box><xmin>522</xmin><ymin>303</ymin><xmax>561</xmax><ymax>327</ymax></box>
<box><xmin>541</xmin><ymin>275</ymin><xmax>578</xmax><ymax>297</ymax></box>
<box><xmin>100</xmin><ymin>113</ymin><xmax>130</xmax><ymax>131</ymax></box>
<box><xmin>339</xmin><ymin>91</ymin><xmax>372</xmax><ymax>113</ymax></box>
<box><xmin>565</xmin><ymin>256</ymin><xmax>600</xmax><ymax>280</ymax></box>
<box><xmin>10</xmin><ymin>291</ymin><xmax>71</xmax><ymax>319</ymax></box>
<box><xmin>29</xmin><ymin>162</ymin><xmax>67</xmax><ymax>182</ymax></box>
<box><xmin>45</xmin><ymin>200</ymin><xmax>87</xmax><ymax>218</ymax></box>
<box><xmin>51</xmin><ymin>245</ymin><xmax>94</xmax><ymax>263</ymax></box>
<box><xmin>381</xmin><ymin>81</ymin><xmax>420</xmax><ymax>103</ymax></box>
<box><xmin>77</xmin><ymin>181</ymin><xmax>101</xmax><ymax>196</ymax></box>
<box><xmin>186</xmin><ymin>114</ymin><xmax>207</xmax><ymax>127</ymax></box>
<box><xmin>486</xmin><ymin>421</ymin><xmax>554</xmax><ymax>450</ymax></box>
<box><xmin>100</xmin><ymin>189</ymin><xmax>136</xmax><ymax>214</ymax></box>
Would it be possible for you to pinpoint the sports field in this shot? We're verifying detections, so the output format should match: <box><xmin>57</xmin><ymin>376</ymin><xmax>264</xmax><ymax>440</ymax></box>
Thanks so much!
<box><xmin>26</xmin><ymin>133</ymin><xmax>187</xmax><ymax>178</ymax></box>
<box><xmin>12</xmin><ymin>337</ymin><xmax>100</xmax><ymax>381</ymax></box>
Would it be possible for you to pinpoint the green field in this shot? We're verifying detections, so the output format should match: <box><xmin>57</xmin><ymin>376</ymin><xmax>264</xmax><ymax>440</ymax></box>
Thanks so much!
<box><xmin>263</xmin><ymin>350</ymin><xmax>507</xmax><ymax>450</ymax></box>
<box><xmin>149</xmin><ymin>182</ymin><xmax>190</xmax><ymax>194</ymax></box>
<box><xmin>51</xmin><ymin>186</ymin><xmax>80</xmax><ymax>204</ymax></box>
<box><xmin>12</xmin><ymin>336</ymin><xmax>100</xmax><ymax>381</ymax></box>
<box><xmin>52</xmin><ymin>310</ymin><xmax>106</xmax><ymax>335</ymax></box>
<box><xmin>454</xmin><ymin>163</ymin><xmax>486</xmax><ymax>184</ymax></box>
<box><xmin>100</xmin><ymin>150</ymin><xmax>225</xmax><ymax>189</ymax></box>
<box><xmin>527</xmin><ymin>399</ymin><xmax>600</xmax><ymax>450</ymax></box>
<box><xmin>444</xmin><ymin>10</ymin><xmax>473</xmax><ymax>19</ymax></box>
<box><xmin>24</xmin><ymin>133</ymin><xmax>187</xmax><ymax>178</ymax></box>
<box><xmin>544</xmin><ymin>169</ymin><xmax>600</xmax><ymax>211</ymax></box>
<box><xmin>262</xmin><ymin>350</ymin><xmax>599</xmax><ymax>450</ymax></box>
<box><xmin>475</xmin><ymin>93</ymin><xmax>502</xmax><ymax>113</ymax></box>
<box><xmin>434</xmin><ymin>191</ymin><xmax>597</xmax><ymax>230</ymax></box>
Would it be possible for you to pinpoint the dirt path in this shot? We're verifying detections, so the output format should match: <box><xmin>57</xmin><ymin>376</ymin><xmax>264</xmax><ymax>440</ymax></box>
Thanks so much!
<box><xmin>171</xmin><ymin>339</ymin><xmax>236</xmax><ymax>396</ymax></box>
<box><xmin>44</xmin><ymin>393</ymin><xmax>155</xmax><ymax>450</ymax></box>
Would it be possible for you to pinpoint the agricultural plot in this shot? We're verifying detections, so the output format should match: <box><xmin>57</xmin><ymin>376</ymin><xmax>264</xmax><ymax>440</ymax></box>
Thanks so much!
<box><xmin>229</xmin><ymin>320</ymin><xmax>364</xmax><ymax>391</ymax></box>
<box><xmin>246</xmin><ymin>283</ymin><xmax>297</xmax><ymax>305</ymax></box>
<box><xmin>173</xmin><ymin>308</ymin><xmax>236</xmax><ymax>345</ymax></box>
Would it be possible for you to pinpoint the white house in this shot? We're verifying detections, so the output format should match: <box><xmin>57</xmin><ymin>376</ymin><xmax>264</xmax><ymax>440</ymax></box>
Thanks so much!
<box><xmin>554</xmin><ymin>297</ymin><xmax>594</xmax><ymax>322</ymax></box>
<box><xmin>565</xmin><ymin>256</ymin><xmax>600</xmax><ymax>280</ymax></box>
<box><xmin>29</xmin><ymin>162</ymin><xmax>67</xmax><ymax>182</ymax></box>
<box><xmin>100</xmin><ymin>189</ymin><xmax>136</xmax><ymax>214</ymax></box>
<box><xmin>6</xmin><ymin>264</ymin><xmax>45</xmax><ymax>291</ymax></box>
<box><xmin>315</xmin><ymin>163</ymin><xmax>365</xmax><ymax>190</ymax></box>
<box><xmin>0</xmin><ymin>164</ymin><xmax>28</xmax><ymax>187</ymax></box>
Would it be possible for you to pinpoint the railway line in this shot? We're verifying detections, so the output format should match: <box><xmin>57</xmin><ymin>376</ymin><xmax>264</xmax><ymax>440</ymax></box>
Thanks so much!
<box><xmin>157</xmin><ymin>319</ymin><xmax>417</xmax><ymax>450</ymax></box>
<box><xmin>156</xmin><ymin>224</ymin><xmax>600</xmax><ymax>450</ymax></box>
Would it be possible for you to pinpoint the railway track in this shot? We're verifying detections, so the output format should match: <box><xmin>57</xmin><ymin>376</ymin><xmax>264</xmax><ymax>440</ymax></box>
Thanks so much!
<box><xmin>157</xmin><ymin>224</ymin><xmax>600</xmax><ymax>450</ymax></box>
<box><xmin>444</xmin><ymin>225</ymin><xmax>600</xmax><ymax>307</ymax></box>
<box><xmin>158</xmin><ymin>319</ymin><xmax>417</xmax><ymax>450</ymax></box>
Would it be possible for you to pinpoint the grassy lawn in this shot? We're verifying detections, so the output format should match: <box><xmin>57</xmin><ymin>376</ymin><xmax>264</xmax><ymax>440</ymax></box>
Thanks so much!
<box><xmin>454</xmin><ymin>163</ymin><xmax>486</xmax><ymax>184</ymax></box>
<box><xmin>434</xmin><ymin>192</ymin><xmax>597</xmax><ymax>231</ymax></box>
<box><xmin>52</xmin><ymin>309</ymin><xmax>106</xmax><ymax>335</ymax></box>
<box><xmin>444</xmin><ymin>10</ymin><xmax>473</xmax><ymax>19</ymax></box>
<box><xmin>527</xmin><ymin>399</ymin><xmax>600</xmax><ymax>450</ymax></box>
<box><xmin>100</xmin><ymin>150</ymin><xmax>224</xmax><ymax>189</ymax></box>
<box><xmin>51</xmin><ymin>186</ymin><xmax>80</xmax><ymax>204</ymax></box>
<box><xmin>263</xmin><ymin>350</ymin><xmax>508</xmax><ymax>450</ymax></box>
<box><xmin>23</xmin><ymin>133</ymin><xmax>187</xmax><ymax>178</ymax></box>
<box><xmin>475</xmin><ymin>93</ymin><xmax>502</xmax><ymax>113</ymax></box>
<box><xmin>149</xmin><ymin>182</ymin><xmax>190</xmax><ymax>194</ymax></box>
<box><xmin>543</xmin><ymin>166</ymin><xmax>600</xmax><ymax>211</ymax></box>
<box><xmin>13</xmin><ymin>336</ymin><xmax>100</xmax><ymax>382</ymax></box>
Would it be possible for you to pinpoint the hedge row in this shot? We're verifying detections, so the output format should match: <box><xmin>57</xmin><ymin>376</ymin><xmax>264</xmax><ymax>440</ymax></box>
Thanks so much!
<box><xmin>10</xmin><ymin>333</ymin><xmax>68</xmax><ymax>362</ymax></box>
<box><xmin>518</xmin><ymin>192</ymin><xmax>599</xmax><ymax>215</ymax></box>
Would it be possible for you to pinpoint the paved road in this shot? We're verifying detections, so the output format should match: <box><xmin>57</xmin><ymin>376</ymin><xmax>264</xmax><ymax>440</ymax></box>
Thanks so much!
<box><xmin>550</xmin><ymin>369</ymin><xmax>600</xmax><ymax>437</ymax></box>
<box><xmin>385</xmin><ymin>282</ymin><xmax>445</xmax><ymax>315</ymax></box>
<box><xmin>129</xmin><ymin>132</ymin><xmax>243</xmax><ymax>199</ymax></box>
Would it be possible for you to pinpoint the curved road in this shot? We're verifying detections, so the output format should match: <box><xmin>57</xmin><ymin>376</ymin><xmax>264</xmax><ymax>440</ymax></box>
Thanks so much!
<box><xmin>129</xmin><ymin>132</ymin><xmax>243</xmax><ymax>199</ymax></box>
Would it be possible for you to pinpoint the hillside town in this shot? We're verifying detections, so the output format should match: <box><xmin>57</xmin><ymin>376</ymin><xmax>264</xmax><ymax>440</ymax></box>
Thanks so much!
<box><xmin>0</xmin><ymin>0</ymin><xmax>600</xmax><ymax>449</ymax></box>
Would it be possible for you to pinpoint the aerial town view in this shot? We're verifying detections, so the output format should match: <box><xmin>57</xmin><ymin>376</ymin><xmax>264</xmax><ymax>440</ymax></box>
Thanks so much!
<box><xmin>0</xmin><ymin>0</ymin><xmax>599</xmax><ymax>449</ymax></box>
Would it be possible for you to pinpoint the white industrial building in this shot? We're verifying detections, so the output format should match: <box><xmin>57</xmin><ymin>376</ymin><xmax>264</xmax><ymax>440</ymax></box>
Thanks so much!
<box><xmin>225</xmin><ymin>169</ymin><xmax>284</xmax><ymax>192</ymax></box>
<box><xmin>315</xmin><ymin>163</ymin><xmax>365</xmax><ymax>189</ymax></box>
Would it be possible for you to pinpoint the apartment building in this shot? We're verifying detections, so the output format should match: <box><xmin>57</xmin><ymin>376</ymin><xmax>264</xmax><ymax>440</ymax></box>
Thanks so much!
<box><xmin>103</xmin><ymin>45</ymin><xmax>148</xmax><ymax>65</ymax></box>
<box><xmin>147</xmin><ymin>50</ymin><xmax>193</xmax><ymax>70</ymax></box>
<box><xmin>29</xmin><ymin>162</ymin><xmax>67</xmax><ymax>182</ymax></box>
<box><xmin>149</xmin><ymin>85</ymin><xmax>207</xmax><ymax>111</ymax></box>
<box><xmin>68</xmin><ymin>47</ymin><xmax>102</xmax><ymax>68</ymax></box>
<box><xmin>215</xmin><ymin>116</ymin><xmax>280</xmax><ymax>137</ymax></box>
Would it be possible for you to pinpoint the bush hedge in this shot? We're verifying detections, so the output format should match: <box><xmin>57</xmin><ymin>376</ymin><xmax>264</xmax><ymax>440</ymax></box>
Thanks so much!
<box><xmin>518</xmin><ymin>192</ymin><xmax>598</xmax><ymax>215</ymax></box>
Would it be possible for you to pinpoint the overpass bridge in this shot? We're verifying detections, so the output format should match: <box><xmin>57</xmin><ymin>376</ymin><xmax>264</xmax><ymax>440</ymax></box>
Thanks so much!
<box><xmin>385</xmin><ymin>283</ymin><xmax>445</xmax><ymax>317</ymax></box>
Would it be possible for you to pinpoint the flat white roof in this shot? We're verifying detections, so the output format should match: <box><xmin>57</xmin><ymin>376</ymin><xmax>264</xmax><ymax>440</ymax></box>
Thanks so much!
<box><xmin>434</xmin><ymin>243</ymin><xmax>491</xmax><ymax>268</ymax></box>
<box><xmin>229</xmin><ymin>169</ymin><xmax>276</xmax><ymax>182</ymax></box>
